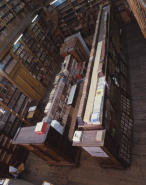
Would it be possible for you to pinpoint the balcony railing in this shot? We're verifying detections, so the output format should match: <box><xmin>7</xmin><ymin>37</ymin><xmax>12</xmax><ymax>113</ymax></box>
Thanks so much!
<box><xmin>127</xmin><ymin>0</ymin><xmax>146</xmax><ymax>38</ymax></box>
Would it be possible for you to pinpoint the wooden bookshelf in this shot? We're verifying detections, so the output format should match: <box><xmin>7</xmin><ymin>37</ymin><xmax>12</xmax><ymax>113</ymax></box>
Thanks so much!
<box><xmin>0</xmin><ymin>0</ymin><xmax>34</xmax><ymax>48</ymax></box>
<box><xmin>0</xmin><ymin>90</ymin><xmax>30</xmax><ymax>178</ymax></box>
<box><xmin>45</xmin><ymin>0</ymin><xmax>110</xmax><ymax>38</ymax></box>
<box><xmin>0</xmin><ymin>133</ymin><xmax>29</xmax><ymax>178</ymax></box>
<box><xmin>0</xmin><ymin>73</ymin><xmax>31</xmax><ymax>125</ymax></box>
<box><xmin>0</xmin><ymin>7</ymin><xmax>63</xmax><ymax>100</ymax></box>
<box><xmin>35</xmin><ymin>13</ymin><xmax>60</xmax><ymax>52</ymax></box>
<box><xmin>0</xmin><ymin>72</ymin><xmax>31</xmax><ymax>178</ymax></box>
<box><xmin>40</xmin><ymin>7</ymin><xmax>65</xmax><ymax>41</ymax></box>
<box><xmin>0</xmin><ymin>51</ymin><xmax>46</xmax><ymax>99</ymax></box>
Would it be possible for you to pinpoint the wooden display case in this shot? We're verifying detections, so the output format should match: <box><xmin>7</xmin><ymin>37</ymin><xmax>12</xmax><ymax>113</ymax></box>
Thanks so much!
<box><xmin>60</xmin><ymin>32</ymin><xmax>90</xmax><ymax>64</ymax></box>
<box><xmin>73</xmin><ymin>130</ymin><xmax>124</xmax><ymax>169</ymax></box>
<box><xmin>12</xmin><ymin>125</ymin><xmax>81</xmax><ymax>167</ymax></box>
<box><xmin>75</xmin><ymin>4</ymin><xmax>133</xmax><ymax>169</ymax></box>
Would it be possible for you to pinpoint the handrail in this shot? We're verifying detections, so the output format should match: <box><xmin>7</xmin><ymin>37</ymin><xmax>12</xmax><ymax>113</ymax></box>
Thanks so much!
<box><xmin>127</xmin><ymin>0</ymin><xmax>146</xmax><ymax>38</ymax></box>
<box><xmin>140</xmin><ymin>0</ymin><xmax>146</xmax><ymax>9</ymax></box>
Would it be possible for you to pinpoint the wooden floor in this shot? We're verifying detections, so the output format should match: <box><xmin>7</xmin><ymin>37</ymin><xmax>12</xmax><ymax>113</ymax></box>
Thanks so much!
<box><xmin>22</xmin><ymin>22</ymin><xmax>146</xmax><ymax>185</ymax></box>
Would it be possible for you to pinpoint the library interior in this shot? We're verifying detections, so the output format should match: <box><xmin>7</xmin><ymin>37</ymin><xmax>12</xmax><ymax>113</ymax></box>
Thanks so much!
<box><xmin>0</xmin><ymin>0</ymin><xmax>146</xmax><ymax>185</ymax></box>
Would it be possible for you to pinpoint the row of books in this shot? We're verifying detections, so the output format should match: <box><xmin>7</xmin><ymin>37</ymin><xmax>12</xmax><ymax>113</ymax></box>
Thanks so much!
<box><xmin>13</xmin><ymin>4</ymin><xmax>23</xmax><ymax>14</ymax></box>
<box><xmin>0</xmin><ymin>28</ymin><xmax>10</xmax><ymax>42</ymax></box>
<box><xmin>8</xmin><ymin>0</ymin><xmax>19</xmax><ymax>8</ymax></box>
<box><xmin>45</xmin><ymin>55</ymin><xmax>76</xmax><ymax>122</ymax></box>
<box><xmin>0</xmin><ymin>107</ymin><xmax>10</xmax><ymax>130</ymax></box>
<box><xmin>29</xmin><ymin>20</ymin><xmax>58</xmax><ymax>59</ymax></box>
<box><xmin>0</xmin><ymin>73</ymin><xmax>30</xmax><ymax>120</ymax></box>
<box><xmin>1</xmin><ymin>54</ymin><xmax>11</xmax><ymax>69</ymax></box>
<box><xmin>30</xmin><ymin>23</ymin><xmax>53</xmax><ymax>54</ymax></box>
<box><xmin>45</xmin><ymin>53</ymin><xmax>87</xmax><ymax>132</ymax></box>
<box><xmin>0</xmin><ymin>1</ymin><xmax>5</xmax><ymax>8</ymax></box>
<box><xmin>5</xmin><ymin>58</ymin><xmax>18</xmax><ymax>74</ymax></box>
<box><xmin>0</xmin><ymin>6</ymin><xmax>9</xmax><ymax>17</ymax></box>
<box><xmin>38</xmin><ymin>16</ymin><xmax>50</xmax><ymax>36</ymax></box>
<box><xmin>3</xmin><ymin>113</ymin><xmax>16</xmax><ymax>134</ymax></box>
<box><xmin>1</xmin><ymin>54</ymin><xmax>18</xmax><ymax>74</ymax></box>
<box><xmin>14</xmin><ymin>93</ymin><xmax>26</xmax><ymax>113</ymax></box>
<box><xmin>2</xmin><ymin>12</ymin><xmax>14</xmax><ymax>23</ymax></box>
<box><xmin>3</xmin><ymin>85</ymin><xmax>16</xmax><ymax>105</ymax></box>
<box><xmin>90</xmin><ymin>77</ymin><xmax>105</xmax><ymax>125</ymax></box>
<box><xmin>0</xmin><ymin>81</ymin><xmax>12</xmax><ymax>100</ymax></box>
<box><xmin>0</xmin><ymin>21</ymin><xmax>4</xmax><ymax>29</ymax></box>
<box><xmin>37</xmin><ymin>12</ymin><xmax>61</xmax><ymax>49</ymax></box>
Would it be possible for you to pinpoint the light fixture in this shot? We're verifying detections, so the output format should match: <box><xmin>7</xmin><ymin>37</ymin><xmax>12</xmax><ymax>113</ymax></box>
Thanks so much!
<box><xmin>32</xmin><ymin>15</ymin><xmax>38</xmax><ymax>22</ymax></box>
<box><xmin>14</xmin><ymin>34</ymin><xmax>23</xmax><ymax>45</ymax></box>
<box><xmin>50</xmin><ymin>0</ymin><xmax>58</xmax><ymax>5</ymax></box>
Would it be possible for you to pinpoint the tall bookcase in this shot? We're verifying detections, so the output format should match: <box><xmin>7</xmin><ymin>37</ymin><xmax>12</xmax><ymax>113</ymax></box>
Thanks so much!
<box><xmin>0</xmin><ymin>0</ymin><xmax>34</xmax><ymax>47</ymax></box>
<box><xmin>0</xmin><ymin>1</ymin><xmax>64</xmax><ymax>177</ymax></box>
<box><xmin>0</xmin><ymin>135</ymin><xmax>29</xmax><ymax>178</ymax></box>
<box><xmin>0</xmin><ymin>72</ymin><xmax>31</xmax><ymax>178</ymax></box>
<box><xmin>0</xmin><ymin>71</ymin><xmax>32</xmax><ymax>132</ymax></box>
<box><xmin>0</xmin><ymin>7</ymin><xmax>61</xmax><ymax>100</ymax></box>
<box><xmin>40</xmin><ymin>7</ymin><xmax>65</xmax><ymax>42</ymax></box>
<box><xmin>44</xmin><ymin>0</ymin><xmax>111</xmax><ymax>38</ymax></box>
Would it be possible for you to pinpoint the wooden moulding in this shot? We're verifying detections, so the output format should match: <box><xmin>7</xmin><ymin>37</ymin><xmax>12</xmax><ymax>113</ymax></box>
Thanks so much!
<box><xmin>77</xmin><ymin>8</ymin><xmax>102</xmax><ymax>126</ymax></box>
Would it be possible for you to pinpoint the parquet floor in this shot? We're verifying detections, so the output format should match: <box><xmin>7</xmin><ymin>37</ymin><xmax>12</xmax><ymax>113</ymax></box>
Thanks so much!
<box><xmin>22</xmin><ymin>22</ymin><xmax>146</xmax><ymax>185</ymax></box>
